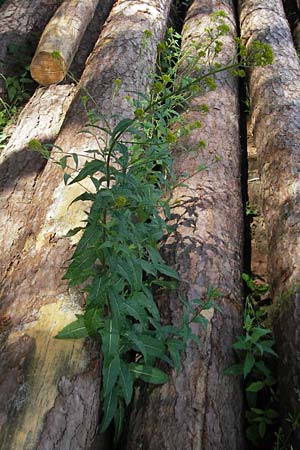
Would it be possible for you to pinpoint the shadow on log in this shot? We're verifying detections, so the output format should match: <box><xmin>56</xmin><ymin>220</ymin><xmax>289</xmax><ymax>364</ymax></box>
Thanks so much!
<box><xmin>239</xmin><ymin>0</ymin><xmax>300</xmax><ymax>446</ymax></box>
<box><xmin>0</xmin><ymin>84</ymin><xmax>75</xmax><ymax>281</ymax></box>
<box><xmin>0</xmin><ymin>0</ymin><xmax>172</xmax><ymax>449</ymax></box>
<box><xmin>123</xmin><ymin>1</ymin><xmax>245</xmax><ymax>449</ymax></box>
<box><xmin>0</xmin><ymin>0</ymin><xmax>62</xmax><ymax>97</ymax></box>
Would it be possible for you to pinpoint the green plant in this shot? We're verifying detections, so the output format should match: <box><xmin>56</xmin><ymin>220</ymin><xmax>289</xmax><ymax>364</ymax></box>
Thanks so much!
<box><xmin>30</xmin><ymin>15</ymin><xmax>274</xmax><ymax>443</ymax></box>
<box><xmin>226</xmin><ymin>273</ymin><xmax>278</xmax><ymax>446</ymax></box>
<box><xmin>246</xmin><ymin>201</ymin><xmax>259</xmax><ymax>217</ymax></box>
<box><xmin>0</xmin><ymin>42</ymin><xmax>34</xmax><ymax>148</ymax></box>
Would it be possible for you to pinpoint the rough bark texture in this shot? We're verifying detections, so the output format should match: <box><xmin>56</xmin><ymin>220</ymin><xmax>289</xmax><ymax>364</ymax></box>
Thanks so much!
<box><xmin>69</xmin><ymin>0</ymin><xmax>115</xmax><ymax>80</ymax></box>
<box><xmin>247</xmin><ymin>125</ymin><xmax>268</xmax><ymax>281</ymax></box>
<box><xmin>239</xmin><ymin>0</ymin><xmax>300</xmax><ymax>444</ymax></box>
<box><xmin>0</xmin><ymin>1</ymin><xmax>172</xmax><ymax>448</ymax></box>
<box><xmin>30</xmin><ymin>0</ymin><xmax>100</xmax><ymax>85</ymax></box>
<box><xmin>0</xmin><ymin>84</ymin><xmax>75</xmax><ymax>281</ymax></box>
<box><xmin>124</xmin><ymin>1</ymin><xmax>244</xmax><ymax>449</ymax></box>
<box><xmin>0</xmin><ymin>0</ymin><xmax>61</xmax><ymax>96</ymax></box>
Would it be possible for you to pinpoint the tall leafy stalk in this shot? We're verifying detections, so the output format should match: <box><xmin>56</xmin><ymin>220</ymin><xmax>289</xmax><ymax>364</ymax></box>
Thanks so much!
<box><xmin>30</xmin><ymin>12</ymin><xmax>273</xmax><ymax>441</ymax></box>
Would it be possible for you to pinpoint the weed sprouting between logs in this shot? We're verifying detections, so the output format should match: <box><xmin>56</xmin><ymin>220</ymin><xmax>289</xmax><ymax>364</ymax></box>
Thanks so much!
<box><xmin>29</xmin><ymin>12</ymin><xmax>274</xmax><ymax>441</ymax></box>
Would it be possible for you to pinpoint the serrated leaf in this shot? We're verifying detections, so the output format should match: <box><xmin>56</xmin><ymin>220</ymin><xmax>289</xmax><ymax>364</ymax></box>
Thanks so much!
<box><xmin>72</xmin><ymin>153</ymin><xmax>79</xmax><ymax>169</ymax></box>
<box><xmin>100</xmin><ymin>388</ymin><xmax>118</xmax><ymax>432</ymax></box>
<box><xmin>168</xmin><ymin>341</ymin><xmax>181</xmax><ymax>370</ymax></box>
<box><xmin>69</xmin><ymin>159</ymin><xmax>106</xmax><ymax>184</ymax></box>
<box><xmin>157</xmin><ymin>263</ymin><xmax>179</xmax><ymax>280</ymax></box>
<box><xmin>126</xmin><ymin>331</ymin><xmax>147</xmax><ymax>361</ymax></box>
<box><xmin>55</xmin><ymin>316</ymin><xmax>88</xmax><ymax>339</ymax></box>
<box><xmin>64</xmin><ymin>173</ymin><xmax>71</xmax><ymax>185</ymax></box>
<box><xmin>65</xmin><ymin>226</ymin><xmax>84</xmax><ymax>237</ymax></box>
<box><xmin>113</xmin><ymin>400</ymin><xmax>125</xmax><ymax>445</ymax></box>
<box><xmin>246</xmin><ymin>381</ymin><xmax>264</xmax><ymax>392</ymax></box>
<box><xmin>119</xmin><ymin>361</ymin><xmax>133</xmax><ymax>405</ymax></box>
<box><xmin>123</xmin><ymin>298</ymin><xmax>147</xmax><ymax>324</ymax></box>
<box><xmin>102</xmin><ymin>319</ymin><xmax>119</xmax><ymax>357</ymax></box>
<box><xmin>139</xmin><ymin>335</ymin><xmax>165</xmax><ymax>358</ymax></box>
<box><xmin>103</xmin><ymin>355</ymin><xmax>120</xmax><ymax>397</ymax></box>
<box><xmin>244</xmin><ymin>352</ymin><xmax>255</xmax><ymax>378</ymax></box>
<box><xmin>224</xmin><ymin>363</ymin><xmax>244</xmax><ymax>376</ymax></box>
<box><xmin>259</xmin><ymin>421</ymin><xmax>266</xmax><ymax>438</ymax></box>
<box><xmin>129</xmin><ymin>363</ymin><xmax>168</xmax><ymax>384</ymax></box>
<box><xmin>84</xmin><ymin>307</ymin><xmax>103</xmax><ymax>336</ymax></box>
<box><xmin>111</xmin><ymin>118</ymin><xmax>134</xmax><ymax>139</ymax></box>
<box><xmin>251</xmin><ymin>327</ymin><xmax>271</xmax><ymax>343</ymax></box>
<box><xmin>109</xmin><ymin>291</ymin><xmax>123</xmax><ymax>324</ymax></box>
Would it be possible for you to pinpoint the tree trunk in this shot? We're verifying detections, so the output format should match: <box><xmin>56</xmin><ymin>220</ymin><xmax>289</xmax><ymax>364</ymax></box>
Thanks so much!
<box><xmin>124</xmin><ymin>1</ymin><xmax>245</xmax><ymax>449</ymax></box>
<box><xmin>0</xmin><ymin>84</ymin><xmax>75</xmax><ymax>281</ymax></box>
<box><xmin>0</xmin><ymin>1</ymin><xmax>172</xmax><ymax>449</ymax></box>
<box><xmin>0</xmin><ymin>0</ymin><xmax>61</xmax><ymax>96</ymax></box>
<box><xmin>239</xmin><ymin>0</ymin><xmax>300</xmax><ymax>445</ymax></box>
<box><xmin>69</xmin><ymin>0</ymin><xmax>115</xmax><ymax>81</ymax></box>
<box><xmin>30</xmin><ymin>0</ymin><xmax>100</xmax><ymax>86</ymax></box>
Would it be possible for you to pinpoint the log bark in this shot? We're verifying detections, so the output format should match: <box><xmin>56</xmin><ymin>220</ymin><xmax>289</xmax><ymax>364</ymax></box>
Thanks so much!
<box><xmin>0</xmin><ymin>84</ymin><xmax>75</xmax><ymax>282</ymax></box>
<box><xmin>0</xmin><ymin>0</ymin><xmax>61</xmax><ymax>97</ymax></box>
<box><xmin>30</xmin><ymin>0</ymin><xmax>100</xmax><ymax>86</ymax></box>
<box><xmin>69</xmin><ymin>0</ymin><xmax>115</xmax><ymax>80</ymax></box>
<box><xmin>239</xmin><ymin>0</ymin><xmax>300</xmax><ymax>445</ymax></box>
<box><xmin>0</xmin><ymin>1</ymin><xmax>172</xmax><ymax>449</ymax></box>
<box><xmin>124</xmin><ymin>1</ymin><xmax>245</xmax><ymax>449</ymax></box>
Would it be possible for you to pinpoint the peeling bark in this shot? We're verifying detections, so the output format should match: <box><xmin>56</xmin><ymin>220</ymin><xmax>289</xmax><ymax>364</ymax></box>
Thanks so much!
<box><xmin>30</xmin><ymin>0</ymin><xmax>100</xmax><ymax>85</ymax></box>
<box><xmin>0</xmin><ymin>0</ymin><xmax>61</xmax><ymax>96</ymax></box>
<box><xmin>239</xmin><ymin>0</ymin><xmax>300</xmax><ymax>444</ymax></box>
<box><xmin>124</xmin><ymin>1</ymin><xmax>244</xmax><ymax>449</ymax></box>
<box><xmin>0</xmin><ymin>84</ymin><xmax>75</xmax><ymax>280</ymax></box>
<box><xmin>0</xmin><ymin>1</ymin><xmax>172</xmax><ymax>448</ymax></box>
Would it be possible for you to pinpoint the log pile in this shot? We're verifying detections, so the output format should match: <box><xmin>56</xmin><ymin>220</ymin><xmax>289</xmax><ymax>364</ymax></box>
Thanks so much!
<box><xmin>124</xmin><ymin>0</ymin><xmax>245</xmax><ymax>448</ymax></box>
<box><xmin>239</xmin><ymin>0</ymin><xmax>300</xmax><ymax>446</ymax></box>
<box><xmin>1</xmin><ymin>0</ymin><xmax>300</xmax><ymax>448</ymax></box>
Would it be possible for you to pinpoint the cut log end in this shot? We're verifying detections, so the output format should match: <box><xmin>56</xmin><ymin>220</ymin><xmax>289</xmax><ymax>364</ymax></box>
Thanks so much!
<box><xmin>30</xmin><ymin>52</ymin><xmax>66</xmax><ymax>85</ymax></box>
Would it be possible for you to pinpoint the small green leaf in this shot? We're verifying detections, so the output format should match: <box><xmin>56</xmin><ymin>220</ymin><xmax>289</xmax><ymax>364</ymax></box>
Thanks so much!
<box><xmin>113</xmin><ymin>400</ymin><xmax>125</xmax><ymax>445</ymax></box>
<box><xmin>55</xmin><ymin>316</ymin><xmax>88</xmax><ymax>339</ymax></box>
<box><xmin>259</xmin><ymin>421</ymin><xmax>266</xmax><ymax>438</ymax></box>
<box><xmin>102</xmin><ymin>319</ymin><xmax>119</xmax><ymax>357</ymax></box>
<box><xmin>224</xmin><ymin>363</ymin><xmax>244</xmax><ymax>376</ymax></box>
<box><xmin>111</xmin><ymin>118</ymin><xmax>134</xmax><ymax>139</ymax></box>
<box><xmin>244</xmin><ymin>352</ymin><xmax>255</xmax><ymax>378</ymax></box>
<box><xmin>84</xmin><ymin>307</ymin><xmax>103</xmax><ymax>336</ymax></box>
<box><xmin>100</xmin><ymin>388</ymin><xmax>118</xmax><ymax>432</ymax></box>
<box><xmin>129</xmin><ymin>363</ymin><xmax>168</xmax><ymax>384</ymax></box>
<box><xmin>119</xmin><ymin>361</ymin><xmax>133</xmax><ymax>405</ymax></box>
<box><xmin>246</xmin><ymin>381</ymin><xmax>264</xmax><ymax>392</ymax></box>
<box><xmin>251</xmin><ymin>327</ymin><xmax>271</xmax><ymax>343</ymax></box>
<box><xmin>103</xmin><ymin>355</ymin><xmax>120</xmax><ymax>396</ymax></box>
<box><xmin>69</xmin><ymin>159</ymin><xmax>106</xmax><ymax>184</ymax></box>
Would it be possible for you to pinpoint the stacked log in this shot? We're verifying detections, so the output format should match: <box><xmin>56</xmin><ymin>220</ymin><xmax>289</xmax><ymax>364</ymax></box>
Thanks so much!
<box><xmin>239</xmin><ymin>0</ymin><xmax>300</xmax><ymax>445</ymax></box>
<box><xmin>30</xmin><ymin>0</ymin><xmax>101</xmax><ymax>85</ymax></box>
<box><xmin>124</xmin><ymin>1</ymin><xmax>245</xmax><ymax>449</ymax></box>
<box><xmin>0</xmin><ymin>0</ymin><xmax>61</xmax><ymax>97</ymax></box>
<box><xmin>0</xmin><ymin>84</ymin><xmax>75</xmax><ymax>280</ymax></box>
<box><xmin>0</xmin><ymin>1</ymin><xmax>172</xmax><ymax>449</ymax></box>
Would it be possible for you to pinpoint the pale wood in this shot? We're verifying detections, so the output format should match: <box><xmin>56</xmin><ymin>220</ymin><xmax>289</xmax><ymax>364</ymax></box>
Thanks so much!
<box><xmin>125</xmin><ymin>1</ymin><xmax>245</xmax><ymax>449</ymax></box>
<box><xmin>0</xmin><ymin>84</ymin><xmax>76</xmax><ymax>282</ymax></box>
<box><xmin>0</xmin><ymin>1</ymin><xmax>172</xmax><ymax>448</ymax></box>
<box><xmin>239</xmin><ymin>0</ymin><xmax>300</xmax><ymax>446</ymax></box>
<box><xmin>30</xmin><ymin>0</ymin><xmax>100</xmax><ymax>85</ymax></box>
